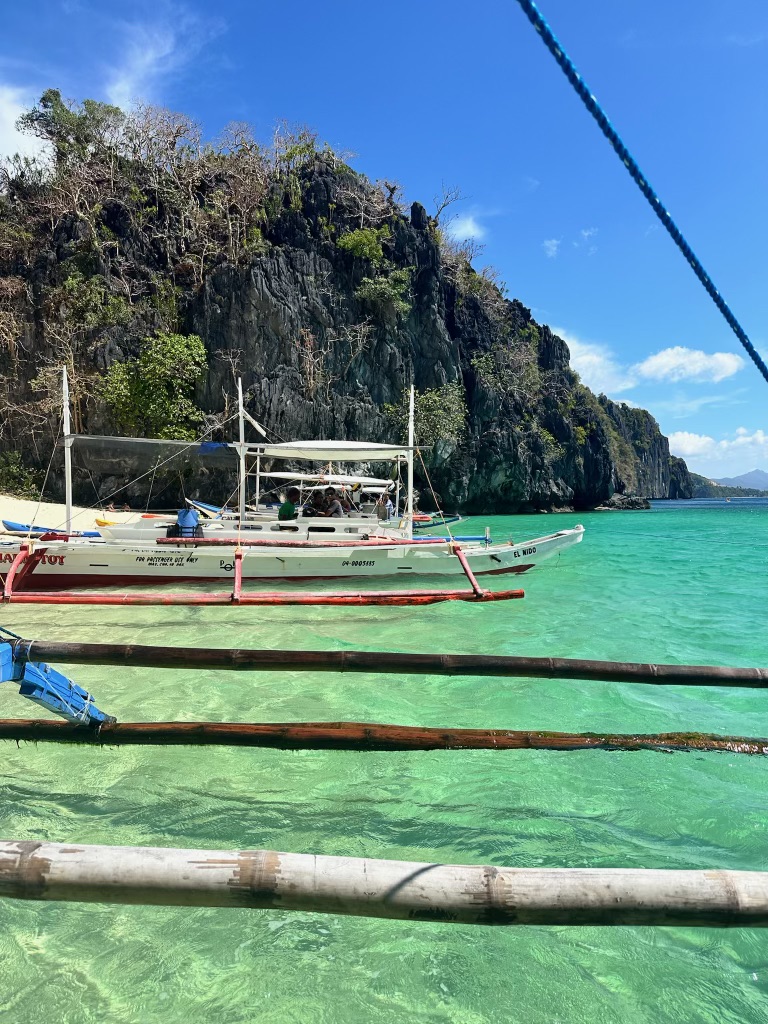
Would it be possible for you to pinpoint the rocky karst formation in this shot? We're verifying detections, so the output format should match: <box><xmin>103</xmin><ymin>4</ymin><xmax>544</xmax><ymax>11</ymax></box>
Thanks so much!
<box><xmin>0</xmin><ymin>94</ymin><xmax>692</xmax><ymax>510</ymax></box>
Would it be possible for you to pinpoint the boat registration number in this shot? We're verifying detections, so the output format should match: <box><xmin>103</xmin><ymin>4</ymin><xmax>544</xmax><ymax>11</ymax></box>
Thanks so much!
<box><xmin>341</xmin><ymin>559</ymin><xmax>376</xmax><ymax>567</ymax></box>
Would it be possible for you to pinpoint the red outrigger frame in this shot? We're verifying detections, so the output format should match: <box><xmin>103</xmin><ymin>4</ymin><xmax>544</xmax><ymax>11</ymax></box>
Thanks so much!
<box><xmin>1</xmin><ymin>543</ymin><xmax>524</xmax><ymax>607</ymax></box>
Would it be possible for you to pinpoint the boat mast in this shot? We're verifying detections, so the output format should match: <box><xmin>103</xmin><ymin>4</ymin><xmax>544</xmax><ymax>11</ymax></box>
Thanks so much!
<box><xmin>406</xmin><ymin>384</ymin><xmax>415</xmax><ymax>538</ymax></box>
<box><xmin>237</xmin><ymin>378</ymin><xmax>246</xmax><ymax>522</ymax></box>
<box><xmin>62</xmin><ymin>366</ymin><xmax>73</xmax><ymax>533</ymax></box>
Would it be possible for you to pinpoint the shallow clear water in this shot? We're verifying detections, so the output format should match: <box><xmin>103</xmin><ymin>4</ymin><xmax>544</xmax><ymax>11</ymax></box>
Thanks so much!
<box><xmin>1</xmin><ymin>499</ymin><xmax>768</xmax><ymax>1022</ymax></box>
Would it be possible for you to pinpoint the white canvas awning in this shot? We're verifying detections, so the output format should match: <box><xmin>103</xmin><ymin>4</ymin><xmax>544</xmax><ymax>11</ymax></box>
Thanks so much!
<box><xmin>254</xmin><ymin>441</ymin><xmax>410</xmax><ymax>461</ymax></box>
<box><xmin>259</xmin><ymin>471</ymin><xmax>393</xmax><ymax>486</ymax></box>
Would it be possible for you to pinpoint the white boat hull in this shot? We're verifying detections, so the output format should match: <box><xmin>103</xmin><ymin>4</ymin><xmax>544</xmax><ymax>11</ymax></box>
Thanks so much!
<box><xmin>0</xmin><ymin>527</ymin><xmax>584</xmax><ymax>591</ymax></box>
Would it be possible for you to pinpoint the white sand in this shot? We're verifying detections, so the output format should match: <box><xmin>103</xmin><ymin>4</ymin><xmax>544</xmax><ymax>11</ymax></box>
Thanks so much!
<box><xmin>0</xmin><ymin>494</ymin><xmax>142</xmax><ymax>534</ymax></box>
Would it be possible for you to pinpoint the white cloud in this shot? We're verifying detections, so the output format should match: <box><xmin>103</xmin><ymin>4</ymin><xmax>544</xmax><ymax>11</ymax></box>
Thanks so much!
<box><xmin>446</xmin><ymin>215</ymin><xmax>485</xmax><ymax>241</ymax></box>
<box><xmin>542</xmin><ymin>238</ymin><xmax>561</xmax><ymax>259</ymax></box>
<box><xmin>651</xmin><ymin>389</ymin><xmax>748</xmax><ymax>418</ymax></box>
<box><xmin>580</xmin><ymin>227</ymin><xmax>597</xmax><ymax>240</ymax></box>
<box><xmin>633</xmin><ymin>346</ymin><xmax>744</xmax><ymax>384</ymax></box>
<box><xmin>671</xmin><ymin>428</ymin><xmax>768</xmax><ymax>464</ymax></box>
<box><xmin>105</xmin><ymin>5</ymin><xmax>224</xmax><ymax>108</ymax></box>
<box><xmin>668</xmin><ymin>431</ymin><xmax>718</xmax><ymax>459</ymax></box>
<box><xmin>0</xmin><ymin>83</ymin><xmax>49</xmax><ymax>159</ymax></box>
<box><xmin>551</xmin><ymin>331</ymin><xmax>749</xmax><ymax>407</ymax></box>
<box><xmin>552</xmin><ymin>327</ymin><xmax>635</xmax><ymax>395</ymax></box>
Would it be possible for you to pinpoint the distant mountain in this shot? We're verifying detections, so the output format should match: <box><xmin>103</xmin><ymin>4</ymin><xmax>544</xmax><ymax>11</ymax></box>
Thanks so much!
<box><xmin>713</xmin><ymin>469</ymin><xmax>768</xmax><ymax>489</ymax></box>
<box><xmin>690</xmin><ymin>472</ymin><xmax>768</xmax><ymax>498</ymax></box>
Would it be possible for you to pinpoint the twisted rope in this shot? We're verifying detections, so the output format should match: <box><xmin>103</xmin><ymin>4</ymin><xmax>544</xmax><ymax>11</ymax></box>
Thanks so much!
<box><xmin>514</xmin><ymin>0</ymin><xmax>768</xmax><ymax>386</ymax></box>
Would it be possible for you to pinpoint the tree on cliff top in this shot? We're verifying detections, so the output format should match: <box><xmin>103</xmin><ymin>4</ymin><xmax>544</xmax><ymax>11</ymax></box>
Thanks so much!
<box><xmin>17</xmin><ymin>89</ymin><xmax>124</xmax><ymax>165</ymax></box>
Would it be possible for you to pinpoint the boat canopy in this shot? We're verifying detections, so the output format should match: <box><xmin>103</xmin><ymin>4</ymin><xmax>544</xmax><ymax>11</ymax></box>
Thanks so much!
<box><xmin>261</xmin><ymin>471</ymin><xmax>392</xmax><ymax>486</ymax></box>
<box><xmin>67</xmin><ymin>434</ymin><xmax>236</xmax><ymax>465</ymax></box>
<box><xmin>254</xmin><ymin>441</ymin><xmax>411</xmax><ymax>461</ymax></box>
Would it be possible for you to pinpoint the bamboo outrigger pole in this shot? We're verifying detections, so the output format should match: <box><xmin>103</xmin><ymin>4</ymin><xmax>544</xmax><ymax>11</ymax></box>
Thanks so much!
<box><xmin>4</xmin><ymin>587</ymin><xmax>523</xmax><ymax>607</ymax></box>
<box><xmin>0</xmin><ymin>719</ymin><xmax>765</xmax><ymax>754</ymax></box>
<box><xmin>10</xmin><ymin>639</ymin><xmax>768</xmax><ymax>688</ymax></box>
<box><xmin>2</xmin><ymin>840</ymin><xmax>768</xmax><ymax>925</ymax></box>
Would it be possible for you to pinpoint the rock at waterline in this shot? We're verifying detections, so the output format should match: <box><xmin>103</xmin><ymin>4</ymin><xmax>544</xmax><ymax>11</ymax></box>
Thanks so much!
<box><xmin>596</xmin><ymin>493</ymin><xmax>651</xmax><ymax>511</ymax></box>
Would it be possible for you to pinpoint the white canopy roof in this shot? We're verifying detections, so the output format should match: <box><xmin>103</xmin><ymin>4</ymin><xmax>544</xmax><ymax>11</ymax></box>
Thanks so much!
<box><xmin>254</xmin><ymin>440</ymin><xmax>410</xmax><ymax>461</ymax></box>
<box><xmin>260</xmin><ymin>471</ymin><xmax>392</xmax><ymax>486</ymax></box>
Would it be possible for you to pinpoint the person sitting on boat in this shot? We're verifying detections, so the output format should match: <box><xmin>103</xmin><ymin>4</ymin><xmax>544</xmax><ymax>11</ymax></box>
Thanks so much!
<box><xmin>278</xmin><ymin>487</ymin><xmax>301</xmax><ymax>521</ymax></box>
<box><xmin>302</xmin><ymin>490</ymin><xmax>325</xmax><ymax>517</ymax></box>
<box><xmin>375</xmin><ymin>491</ymin><xmax>395</xmax><ymax>520</ymax></box>
<box><xmin>321</xmin><ymin>487</ymin><xmax>344</xmax><ymax>517</ymax></box>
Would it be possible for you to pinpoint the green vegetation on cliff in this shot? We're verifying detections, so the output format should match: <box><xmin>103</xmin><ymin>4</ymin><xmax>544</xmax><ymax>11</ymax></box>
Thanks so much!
<box><xmin>101</xmin><ymin>332</ymin><xmax>207</xmax><ymax>440</ymax></box>
<box><xmin>0</xmin><ymin>89</ymin><xmax>692</xmax><ymax>510</ymax></box>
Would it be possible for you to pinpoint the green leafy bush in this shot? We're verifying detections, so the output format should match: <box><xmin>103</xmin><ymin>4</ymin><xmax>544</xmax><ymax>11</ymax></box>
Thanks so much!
<box><xmin>385</xmin><ymin>381</ymin><xmax>467</xmax><ymax>447</ymax></box>
<box><xmin>0</xmin><ymin>452</ymin><xmax>42</xmax><ymax>499</ymax></box>
<box><xmin>539</xmin><ymin>427</ymin><xmax>564</xmax><ymax>464</ymax></box>
<box><xmin>472</xmin><ymin>343</ymin><xmax>541</xmax><ymax>401</ymax></box>
<box><xmin>355</xmin><ymin>267</ymin><xmax>411</xmax><ymax>319</ymax></box>
<box><xmin>336</xmin><ymin>226</ymin><xmax>390</xmax><ymax>266</ymax></box>
<box><xmin>101</xmin><ymin>332</ymin><xmax>207</xmax><ymax>439</ymax></box>
<box><xmin>60</xmin><ymin>268</ymin><xmax>131</xmax><ymax>330</ymax></box>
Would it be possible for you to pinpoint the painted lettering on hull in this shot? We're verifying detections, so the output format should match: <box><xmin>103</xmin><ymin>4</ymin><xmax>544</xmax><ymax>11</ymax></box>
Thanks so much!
<box><xmin>0</xmin><ymin>552</ymin><xmax>65</xmax><ymax>565</ymax></box>
<box><xmin>132</xmin><ymin>554</ymin><xmax>198</xmax><ymax>568</ymax></box>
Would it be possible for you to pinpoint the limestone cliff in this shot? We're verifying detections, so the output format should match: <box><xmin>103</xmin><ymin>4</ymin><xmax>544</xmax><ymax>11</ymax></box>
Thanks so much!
<box><xmin>0</xmin><ymin>95</ymin><xmax>692</xmax><ymax>511</ymax></box>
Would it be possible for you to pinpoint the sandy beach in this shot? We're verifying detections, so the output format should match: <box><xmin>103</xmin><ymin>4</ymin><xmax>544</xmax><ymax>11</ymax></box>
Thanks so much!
<box><xmin>0</xmin><ymin>494</ymin><xmax>142</xmax><ymax>534</ymax></box>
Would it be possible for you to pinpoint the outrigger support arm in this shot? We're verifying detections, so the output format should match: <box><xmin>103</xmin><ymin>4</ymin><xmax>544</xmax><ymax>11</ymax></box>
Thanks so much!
<box><xmin>0</xmin><ymin>631</ymin><xmax>115</xmax><ymax>727</ymax></box>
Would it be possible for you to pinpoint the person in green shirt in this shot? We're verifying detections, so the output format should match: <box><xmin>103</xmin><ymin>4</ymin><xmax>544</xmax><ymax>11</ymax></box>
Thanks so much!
<box><xmin>278</xmin><ymin>487</ymin><xmax>301</xmax><ymax>521</ymax></box>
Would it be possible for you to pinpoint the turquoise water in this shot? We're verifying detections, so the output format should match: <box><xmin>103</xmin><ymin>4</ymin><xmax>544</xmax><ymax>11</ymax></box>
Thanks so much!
<box><xmin>1</xmin><ymin>499</ymin><xmax>768</xmax><ymax>1022</ymax></box>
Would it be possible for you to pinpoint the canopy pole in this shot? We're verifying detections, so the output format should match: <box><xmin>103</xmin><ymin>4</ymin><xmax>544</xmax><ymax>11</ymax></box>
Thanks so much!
<box><xmin>254</xmin><ymin>454</ymin><xmax>261</xmax><ymax>510</ymax></box>
<box><xmin>237</xmin><ymin>378</ymin><xmax>246</xmax><ymax>523</ymax></box>
<box><xmin>406</xmin><ymin>385</ymin><xmax>415</xmax><ymax>538</ymax></box>
<box><xmin>2</xmin><ymin>840</ymin><xmax>768</xmax><ymax>925</ymax></box>
<box><xmin>62</xmin><ymin>367</ymin><xmax>72</xmax><ymax>533</ymax></box>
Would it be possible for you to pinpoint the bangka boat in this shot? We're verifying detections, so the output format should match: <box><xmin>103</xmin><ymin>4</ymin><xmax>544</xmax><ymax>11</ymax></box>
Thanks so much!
<box><xmin>0</xmin><ymin>374</ymin><xmax>585</xmax><ymax>594</ymax></box>
<box><xmin>0</xmin><ymin>523</ymin><xmax>583</xmax><ymax>590</ymax></box>
<box><xmin>413</xmin><ymin>513</ymin><xmax>464</xmax><ymax>530</ymax></box>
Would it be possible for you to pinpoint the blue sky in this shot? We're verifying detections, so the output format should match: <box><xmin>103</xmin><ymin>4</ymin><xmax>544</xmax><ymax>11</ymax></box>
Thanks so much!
<box><xmin>2</xmin><ymin>0</ymin><xmax>767</xmax><ymax>477</ymax></box>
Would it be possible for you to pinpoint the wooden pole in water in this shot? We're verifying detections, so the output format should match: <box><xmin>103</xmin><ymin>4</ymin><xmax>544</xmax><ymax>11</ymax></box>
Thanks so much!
<box><xmin>0</xmin><ymin>719</ymin><xmax>765</xmax><ymax>754</ymax></box>
<box><xmin>13</xmin><ymin>640</ymin><xmax>768</xmax><ymax>688</ymax></box>
<box><xmin>2</xmin><ymin>840</ymin><xmax>768</xmax><ymax>925</ymax></box>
